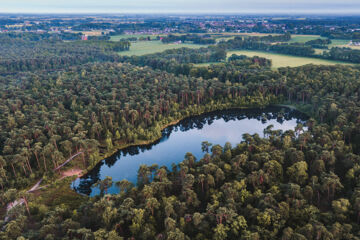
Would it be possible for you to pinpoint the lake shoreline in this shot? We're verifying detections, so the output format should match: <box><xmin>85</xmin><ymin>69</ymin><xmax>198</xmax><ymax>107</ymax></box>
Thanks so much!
<box><xmin>15</xmin><ymin>103</ymin><xmax>308</xmax><ymax>211</ymax></box>
<box><xmin>29</xmin><ymin>103</ymin><xmax>305</xmax><ymax>202</ymax></box>
<box><xmin>78</xmin><ymin>104</ymin><xmax>288</xmax><ymax>177</ymax></box>
<box><xmin>74</xmin><ymin>105</ymin><xmax>308</xmax><ymax>195</ymax></box>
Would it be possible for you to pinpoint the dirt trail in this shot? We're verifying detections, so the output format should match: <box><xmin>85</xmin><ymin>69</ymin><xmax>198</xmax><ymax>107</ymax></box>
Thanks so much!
<box><xmin>5</xmin><ymin>179</ymin><xmax>43</xmax><ymax>215</ymax></box>
<box><xmin>27</xmin><ymin>179</ymin><xmax>43</xmax><ymax>193</ymax></box>
<box><xmin>4</xmin><ymin>151</ymin><xmax>84</xmax><ymax>222</ymax></box>
<box><xmin>60</xmin><ymin>168</ymin><xmax>83</xmax><ymax>179</ymax></box>
<box><xmin>53</xmin><ymin>151</ymin><xmax>83</xmax><ymax>171</ymax></box>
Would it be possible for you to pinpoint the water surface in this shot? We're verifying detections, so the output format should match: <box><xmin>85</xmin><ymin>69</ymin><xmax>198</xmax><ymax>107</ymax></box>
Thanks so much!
<box><xmin>73</xmin><ymin>107</ymin><xmax>307</xmax><ymax>196</ymax></box>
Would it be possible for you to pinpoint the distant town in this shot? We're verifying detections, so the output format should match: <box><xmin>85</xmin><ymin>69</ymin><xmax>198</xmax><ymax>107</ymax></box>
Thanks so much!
<box><xmin>0</xmin><ymin>15</ymin><xmax>360</xmax><ymax>45</ymax></box>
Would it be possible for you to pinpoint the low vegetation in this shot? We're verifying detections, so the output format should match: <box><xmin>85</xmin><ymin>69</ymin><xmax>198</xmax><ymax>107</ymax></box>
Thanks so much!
<box><xmin>117</xmin><ymin>41</ymin><xmax>206</xmax><ymax>56</ymax></box>
<box><xmin>226</xmin><ymin>50</ymin><xmax>352</xmax><ymax>68</ymax></box>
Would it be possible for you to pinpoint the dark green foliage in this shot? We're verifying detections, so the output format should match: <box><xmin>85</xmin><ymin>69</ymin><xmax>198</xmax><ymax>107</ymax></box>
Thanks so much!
<box><xmin>1</xmin><ymin>28</ymin><xmax>360</xmax><ymax>240</ymax></box>
<box><xmin>219</xmin><ymin>36</ymin><xmax>316</xmax><ymax>57</ymax></box>
<box><xmin>269</xmin><ymin>43</ymin><xmax>315</xmax><ymax>56</ymax></box>
<box><xmin>323</xmin><ymin>47</ymin><xmax>360</xmax><ymax>63</ymax></box>
<box><xmin>0</xmin><ymin>39</ymin><xmax>130</xmax><ymax>74</ymax></box>
<box><xmin>161</xmin><ymin>34</ymin><xmax>216</xmax><ymax>44</ymax></box>
<box><xmin>0</xmin><ymin>60</ymin><xmax>277</xmax><ymax>193</ymax></box>
<box><xmin>220</xmin><ymin>34</ymin><xmax>360</xmax><ymax>64</ymax></box>
<box><xmin>321</xmin><ymin>31</ymin><xmax>360</xmax><ymax>40</ymax></box>
<box><xmin>0</xmin><ymin>32</ymin><xmax>82</xmax><ymax>41</ymax></box>
<box><xmin>305</xmin><ymin>38</ymin><xmax>332</xmax><ymax>49</ymax></box>
<box><xmin>120</xmin><ymin>47</ymin><xmax>227</xmax><ymax>75</ymax></box>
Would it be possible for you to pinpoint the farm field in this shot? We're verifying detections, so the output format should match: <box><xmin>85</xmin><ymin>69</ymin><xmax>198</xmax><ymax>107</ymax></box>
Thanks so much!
<box><xmin>327</xmin><ymin>39</ymin><xmax>360</xmax><ymax>49</ymax></box>
<box><xmin>110</xmin><ymin>34</ymin><xmax>165</xmax><ymax>41</ymax></box>
<box><xmin>286</xmin><ymin>35</ymin><xmax>353</xmax><ymax>49</ymax></box>
<box><xmin>111</xmin><ymin>33</ymin><xmax>191</xmax><ymax>41</ymax></box>
<box><xmin>328</xmin><ymin>39</ymin><xmax>350</xmax><ymax>47</ymax></box>
<box><xmin>118</xmin><ymin>40</ymin><xmax>207</xmax><ymax>56</ymax></box>
<box><xmin>314</xmin><ymin>49</ymin><xmax>326</xmax><ymax>54</ymax></box>
<box><xmin>214</xmin><ymin>33</ymin><xmax>329</xmax><ymax>44</ymax></box>
<box><xmin>234</xmin><ymin>32</ymin><xmax>281</xmax><ymax>37</ymax></box>
<box><xmin>227</xmin><ymin>50</ymin><xmax>353</xmax><ymax>68</ymax></box>
<box><xmin>347</xmin><ymin>45</ymin><xmax>360</xmax><ymax>49</ymax></box>
<box><xmin>193</xmin><ymin>62</ymin><xmax>221</xmax><ymax>67</ymax></box>
<box><xmin>289</xmin><ymin>34</ymin><xmax>326</xmax><ymax>43</ymax></box>
<box><xmin>216</xmin><ymin>33</ymin><xmax>322</xmax><ymax>42</ymax></box>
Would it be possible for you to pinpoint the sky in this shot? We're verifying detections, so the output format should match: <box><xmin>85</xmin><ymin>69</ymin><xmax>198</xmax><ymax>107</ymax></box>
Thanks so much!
<box><xmin>1</xmin><ymin>0</ymin><xmax>360</xmax><ymax>14</ymax></box>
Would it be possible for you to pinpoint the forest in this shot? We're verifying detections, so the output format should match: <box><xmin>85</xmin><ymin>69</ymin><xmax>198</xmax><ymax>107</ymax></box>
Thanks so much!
<box><xmin>161</xmin><ymin>34</ymin><xmax>216</xmax><ymax>44</ymax></box>
<box><xmin>218</xmin><ymin>34</ymin><xmax>360</xmax><ymax>63</ymax></box>
<box><xmin>0</xmin><ymin>25</ymin><xmax>360</xmax><ymax>240</ymax></box>
<box><xmin>305</xmin><ymin>39</ymin><xmax>332</xmax><ymax>49</ymax></box>
<box><xmin>0</xmin><ymin>36</ymin><xmax>130</xmax><ymax>74</ymax></box>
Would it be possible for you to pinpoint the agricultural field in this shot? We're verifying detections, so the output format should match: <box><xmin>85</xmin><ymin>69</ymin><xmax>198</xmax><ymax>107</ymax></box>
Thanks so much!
<box><xmin>193</xmin><ymin>62</ymin><xmax>221</xmax><ymax>67</ymax></box>
<box><xmin>288</xmin><ymin>35</ymin><xmax>353</xmax><ymax>49</ymax></box>
<box><xmin>118</xmin><ymin>40</ymin><xmax>207</xmax><ymax>56</ymax></box>
<box><xmin>215</xmin><ymin>33</ymin><xmax>322</xmax><ymax>42</ymax></box>
<box><xmin>212</xmin><ymin>33</ymin><xmax>330</xmax><ymax>44</ymax></box>
<box><xmin>326</xmin><ymin>39</ymin><xmax>360</xmax><ymax>49</ymax></box>
<box><xmin>314</xmin><ymin>49</ymin><xmax>326</xmax><ymax>54</ymax></box>
<box><xmin>328</xmin><ymin>39</ymin><xmax>350</xmax><ymax>47</ymax></box>
<box><xmin>227</xmin><ymin>50</ymin><xmax>353</xmax><ymax>68</ymax></box>
<box><xmin>207</xmin><ymin>33</ymin><xmax>235</xmax><ymax>42</ymax></box>
<box><xmin>347</xmin><ymin>45</ymin><xmax>360</xmax><ymax>50</ymax></box>
<box><xmin>110</xmin><ymin>34</ymin><xmax>165</xmax><ymax>41</ymax></box>
<box><xmin>289</xmin><ymin>34</ymin><xmax>326</xmax><ymax>43</ymax></box>
<box><xmin>235</xmin><ymin>32</ymin><xmax>281</xmax><ymax>37</ymax></box>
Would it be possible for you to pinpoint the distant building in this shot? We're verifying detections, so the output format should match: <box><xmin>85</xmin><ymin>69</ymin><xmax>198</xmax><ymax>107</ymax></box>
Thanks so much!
<box><xmin>349</xmin><ymin>40</ymin><xmax>360</xmax><ymax>46</ymax></box>
<box><xmin>81</xmin><ymin>35</ymin><xmax>88</xmax><ymax>41</ymax></box>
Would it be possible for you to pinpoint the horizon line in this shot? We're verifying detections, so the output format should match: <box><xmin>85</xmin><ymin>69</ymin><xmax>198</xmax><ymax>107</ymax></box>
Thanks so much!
<box><xmin>1</xmin><ymin>11</ymin><xmax>360</xmax><ymax>16</ymax></box>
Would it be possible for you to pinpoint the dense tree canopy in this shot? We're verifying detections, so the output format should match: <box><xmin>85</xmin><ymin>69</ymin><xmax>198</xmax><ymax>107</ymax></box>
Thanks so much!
<box><xmin>1</xmin><ymin>29</ymin><xmax>360</xmax><ymax>240</ymax></box>
<box><xmin>0</xmin><ymin>38</ymin><xmax>130</xmax><ymax>74</ymax></box>
<box><xmin>161</xmin><ymin>34</ymin><xmax>216</xmax><ymax>44</ymax></box>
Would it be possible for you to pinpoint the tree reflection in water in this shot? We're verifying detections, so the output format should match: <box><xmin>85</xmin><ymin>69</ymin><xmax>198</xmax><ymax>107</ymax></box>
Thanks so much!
<box><xmin>73</xmin><ymin>106</ymin><xmax>308</xmax><ymax>196</ymax></box>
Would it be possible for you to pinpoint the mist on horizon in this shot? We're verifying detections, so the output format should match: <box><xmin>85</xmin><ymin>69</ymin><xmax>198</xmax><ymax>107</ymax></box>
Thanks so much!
<box><xmin>1</xmin><ymin>0</ymin><xmax>360</xmax><ymax>14</ymax></box>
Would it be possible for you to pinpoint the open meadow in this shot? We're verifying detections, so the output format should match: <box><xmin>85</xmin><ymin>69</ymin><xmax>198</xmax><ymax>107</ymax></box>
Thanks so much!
<box><xmin>193</xmin><ymin>62</ymin><xmax>221</xmax><ymax>67</ymax></box>
<box><xmin>110</xmin><ymin>34</ymin><xmax>165</xmax><ymax>41</ymax></box>
<box><xmin>288</xmin><ymin>34</ymin><xmax>326</xmax><ymax>43</ymax></box>
<box><xmin>227</xmin><ymin>50</ymin><xmax>353</xmax><ymax>68</ymax></box>
<box><xmin>118</xmin><ymin>40</ymin><xmax>207</xmax><ymax>56</ymax></box>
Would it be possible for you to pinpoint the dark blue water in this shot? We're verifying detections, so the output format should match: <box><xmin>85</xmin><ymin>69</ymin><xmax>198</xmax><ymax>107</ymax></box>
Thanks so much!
<box><xmin>73</xmin><ymin>107</ymin><xmax>307</xmax><ymax>196</ymax></box>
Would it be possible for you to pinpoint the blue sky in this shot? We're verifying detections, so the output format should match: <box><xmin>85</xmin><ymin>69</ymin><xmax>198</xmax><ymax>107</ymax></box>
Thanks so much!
<box><xmin>1</xmin><ymin>0</ymin><xmax>360</xmax><ymax>14</ymax></box>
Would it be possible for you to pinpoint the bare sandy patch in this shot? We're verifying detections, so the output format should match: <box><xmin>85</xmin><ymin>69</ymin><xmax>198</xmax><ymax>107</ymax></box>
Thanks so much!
<box><xmin>61</xmin><ymin>168</ymin><xmax>83</xmax><ymax>179</ymax></box>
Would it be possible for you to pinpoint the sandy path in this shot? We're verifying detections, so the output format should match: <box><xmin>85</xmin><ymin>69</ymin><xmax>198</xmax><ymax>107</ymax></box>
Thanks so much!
<box><xmin>5</xmin><ymin>152</ymin><xmax>84</xmax><ymax>222</ymax></box>
<box><xmin>60</xmin><ymin>168</ymin><xmax>83</xmax><ymax>179</ymax></box>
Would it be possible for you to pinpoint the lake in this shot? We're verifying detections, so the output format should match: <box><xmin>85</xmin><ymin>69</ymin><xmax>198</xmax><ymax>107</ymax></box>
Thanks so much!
<box><xmin>73</xmin><ymin>107</ymin><xmax>308</xmax><ymax>196</ymax></box>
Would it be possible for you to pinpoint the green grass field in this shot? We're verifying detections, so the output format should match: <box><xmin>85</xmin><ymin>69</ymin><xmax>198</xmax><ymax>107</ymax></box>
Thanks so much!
<box><xmin>236</xmin><ymin>33</ymin><xmax>281</xmax><ymax>37</ymax></box>
<box><xmin>110</xmin><ymin>34</ymin><xmax>166</xmax><ymax>41</ymax></box>
<box><xmin>213</xmin><ymin>34</ymin><xmax>328</xmax><ymax>44</ymax></box>
<box><xmin>113</xmin><ymin>33</ymin><xmax>357</xmax><ymax>58</ymax></box>
<box><xmin>328</xmin><ymin>39</ymin><xmax>350</xmax><ymax>47</ymax></box>
<box><xmin>289</xmin><ymin>35</ymin><xmax>326</xmax><ymax>43</ymax></box>
<box><xmin>193</xmin><ymin>62</ymin><xmax>221</xmax><ymax>67</ymax></box>
<box><xmin>314</xmin><ymin>49</ymin><xmax>326</xmax><ymax>55</ymax></box>
<box><xmin>227</xmin><ymin>50</ymin><xmax>353</xmax><ymax>68</ymax></box>
<box><xmin>118</xmin><ymin>41</ymin><xmax>207</xmax><ymax>56</ymax></box>
<box><xmin>216</xmin><ymin>33</ymin><xmax>323</xmax><ymax>43</ymax></box>
<box><xmin>289</xmin><ymin>35</ymin><xmax>353</xmax><ymax>49</ymax></box>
